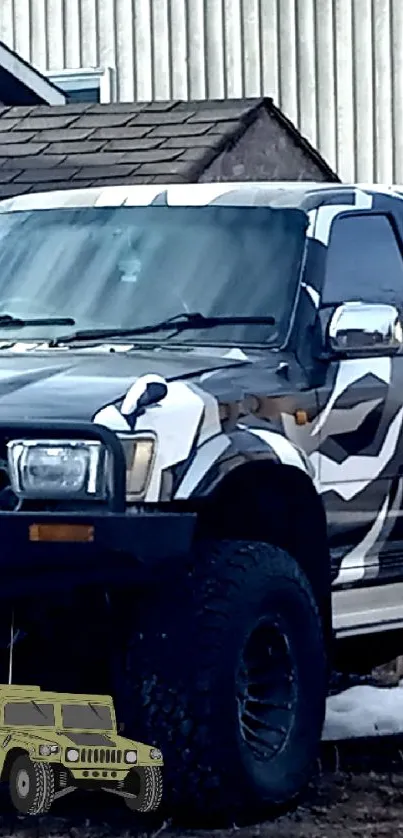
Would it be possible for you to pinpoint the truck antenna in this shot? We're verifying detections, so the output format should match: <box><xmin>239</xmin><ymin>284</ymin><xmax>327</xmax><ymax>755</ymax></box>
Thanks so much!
<box><xmin>8</xmin><ymin>610</ymin><xmax>14</xmax><ymax>685</ymax></box>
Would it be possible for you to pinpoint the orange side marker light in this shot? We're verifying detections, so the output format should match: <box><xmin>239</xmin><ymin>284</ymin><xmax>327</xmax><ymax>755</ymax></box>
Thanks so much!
<box><xmin>29</xmin><ymin>524</ymin><xmax>94</xmax><ymax>543</ymax></box>
<box><xmin>294</xmin><ymin>410</ymin><xmax>308</xmax><ymax>426</ymax></box>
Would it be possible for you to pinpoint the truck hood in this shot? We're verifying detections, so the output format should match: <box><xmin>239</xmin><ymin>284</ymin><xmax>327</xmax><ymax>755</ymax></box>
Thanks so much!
<box><xmin>3</xmin><ymin>728</ymin><xmax>153</xmax><ymax>753</ymax></box>
<box><xmin>0</xmin><ymin>344</ymin><xmax>310</xmax><ymax>505</ymax></box>
<box><xmin>64</xmin><ymin>731</ymin><xmax>156</xmax><ymax>754</ymax></box>
<box><xmin>0</xmin><ymin>346</ymin><xmax>252</xmax><ymax>423</ymax></box>
<box><xmin>3</xmin><ymin>729</ymin><xmax>67</xmax><ymax>747</ymax></box>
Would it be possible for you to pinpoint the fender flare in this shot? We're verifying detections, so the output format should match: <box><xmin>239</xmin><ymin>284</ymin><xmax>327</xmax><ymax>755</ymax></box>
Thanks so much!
<box><xmin>174</xmin><ymin>425</ymin><xmax>317</xmax><ymax>499</ymax></box>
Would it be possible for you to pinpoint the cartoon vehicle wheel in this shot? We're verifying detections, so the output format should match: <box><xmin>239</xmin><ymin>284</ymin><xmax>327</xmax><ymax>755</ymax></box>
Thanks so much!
<box><xmin>124</xmin><ymin>766</ymin><xmax>163</xmax><ymax>812</ymax></box>
<box><xmin>9</xmin><ymin>755</ymin><xmax>55</xmax><ymax>815</ymax></box>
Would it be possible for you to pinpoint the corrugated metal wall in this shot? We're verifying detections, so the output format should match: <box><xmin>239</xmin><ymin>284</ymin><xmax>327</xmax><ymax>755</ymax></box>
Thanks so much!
<box><xmin>0</xmin><ymin>0</ymin><xmax>402</xmax><ymax>183</ymax></box>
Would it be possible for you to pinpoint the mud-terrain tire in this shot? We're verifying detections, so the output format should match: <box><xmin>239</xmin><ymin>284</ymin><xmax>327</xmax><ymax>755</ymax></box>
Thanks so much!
<box><xmin>118</xmin><ymin>540</ymin><xmax>327</xmax><ymax>823</ymax></box>
<box><xmin>9</xmin><ymin>755</ymin><xmax>55</xmax><ymax>815</ymax></box>
<box><xmin>124</xmin><ymin>766</ymin><xmax>163</xmax><ymax>812</ymax></box>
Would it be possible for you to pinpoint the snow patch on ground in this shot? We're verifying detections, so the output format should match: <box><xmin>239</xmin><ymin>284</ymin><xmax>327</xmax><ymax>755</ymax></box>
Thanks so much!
<box><xmin>323</xmin><ymin>683</ymin><xmax>403</xmax><ymax>740</ymax></box>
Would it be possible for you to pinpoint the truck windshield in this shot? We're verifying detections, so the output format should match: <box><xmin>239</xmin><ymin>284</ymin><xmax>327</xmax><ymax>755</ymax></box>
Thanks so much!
<box><xmin>4</xmin><ymin>701</ymin><xmax>55</xmax><ymax>726</ymax></box>
<box><xmin>62</xmin><ymin>703</ymin><xmax>114</xmax><ymax>730</ymax></box>
<box><xmin>0</xmin><ymin>204</ymin><xmax>307</xmax><ymax>346</ymax></box>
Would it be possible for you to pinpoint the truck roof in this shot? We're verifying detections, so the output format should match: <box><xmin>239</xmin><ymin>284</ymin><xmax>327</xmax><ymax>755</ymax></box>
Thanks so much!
<box><xmin>0</xmin><ymin>685</ymin><xmax>114</xmax><ymax>703</ymax></box>
<box><xmin>0</xmin><ymin>684</ymin><xmax>41</xmax><ymax>694</ymax></box>
<box><xmin>1</xmin><ymin>181</ymin><xmax>403</xmax><ymax>214</ymax></box>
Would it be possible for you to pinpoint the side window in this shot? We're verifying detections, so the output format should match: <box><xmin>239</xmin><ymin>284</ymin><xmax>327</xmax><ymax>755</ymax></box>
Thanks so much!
<box><xmin>322</xmin><ymin>214</ymin><xmax>403</xmax><ymax>307</ymax></box>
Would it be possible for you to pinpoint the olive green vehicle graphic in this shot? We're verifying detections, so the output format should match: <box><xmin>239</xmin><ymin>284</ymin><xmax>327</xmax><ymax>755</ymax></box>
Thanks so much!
<box><xmin>0</xmin><ymin>684</ymin><xmax>163</xmax><ymax>815</ymax></box>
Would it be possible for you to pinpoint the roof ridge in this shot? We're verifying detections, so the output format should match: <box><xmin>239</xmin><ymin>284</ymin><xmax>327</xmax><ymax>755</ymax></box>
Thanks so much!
<box><xmin>0</xmin><ymin>97</ymin><xmax>339</xmax><ymax>196</ymax></box>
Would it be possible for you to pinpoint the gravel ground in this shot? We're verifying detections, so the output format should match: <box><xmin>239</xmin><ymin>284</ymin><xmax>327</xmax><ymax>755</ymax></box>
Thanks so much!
<box><xmin>3</xmin><ymin>742</ymin><xmax>403</xmax><ymax>838</ymax></box>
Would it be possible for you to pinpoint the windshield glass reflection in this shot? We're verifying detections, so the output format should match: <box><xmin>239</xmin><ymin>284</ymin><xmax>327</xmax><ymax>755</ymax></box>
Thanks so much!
<box><xmin>0</xmin><ymin>204</ymin><xmax>307</xmax><ymax>344</ymax></box>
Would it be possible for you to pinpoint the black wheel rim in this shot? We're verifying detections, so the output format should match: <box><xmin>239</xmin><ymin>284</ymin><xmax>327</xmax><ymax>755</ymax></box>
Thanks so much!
<box><xmin>237</xmin><ymin>618</ymin><xmax>296</xmax><ymax>761</ymax></box>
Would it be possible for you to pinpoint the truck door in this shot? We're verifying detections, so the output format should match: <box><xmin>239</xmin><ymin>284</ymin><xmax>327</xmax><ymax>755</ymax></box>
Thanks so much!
<box><xmin>314</xmin><ymin>210</ymin><xmax>403</xmax><ymax>589</ymax></box>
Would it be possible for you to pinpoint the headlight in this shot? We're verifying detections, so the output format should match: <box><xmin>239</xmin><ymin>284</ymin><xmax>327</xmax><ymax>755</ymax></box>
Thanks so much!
<box><xmin>150</xmin><ymin>748</ymin><xmax>162</xmax><ymax>760</ymax></box>
<box><xmin>66</xmin><ymin>748</ymin><xmax>79</xmax><ymax>762</ymax></box>
<box><xmin>7</xmin><ymin>439</ymin><xmax>107</xmax><ymax>500</ymax></box>
<box><xmin>39</xmin><ymin>743</ymin><xmax>59</xmax><ymax>756</ymax></box>
<box><xmin>7</xmin><ymin>435</ymin><xmax>156</xmax><ymax>501</ymax></box>
<box><xmin>119</xmin><ymin>435</ymin><xmax>156</xmax><ymax>500</ymax></box>
<box><xmin>124</xmin><ymin>750</ymin><xmax>137</xmax><ymax>764</ymax></box>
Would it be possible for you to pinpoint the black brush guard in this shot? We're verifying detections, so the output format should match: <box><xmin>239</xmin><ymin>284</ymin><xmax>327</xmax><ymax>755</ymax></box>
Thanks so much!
<box><xmin>0</xmin><ymin>420</ymin><xmax>195</xmax><ymax>597</ymax></box>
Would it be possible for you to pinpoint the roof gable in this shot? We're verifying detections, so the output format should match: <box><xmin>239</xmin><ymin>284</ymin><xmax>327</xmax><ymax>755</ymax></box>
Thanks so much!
<box><xmin>0</xmin><ymin>98</ymin><xmax>339</xmax><ymax>199</ymax></box>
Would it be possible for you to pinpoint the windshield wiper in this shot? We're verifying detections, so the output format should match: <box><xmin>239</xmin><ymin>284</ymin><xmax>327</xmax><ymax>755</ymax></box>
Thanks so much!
<box><xmin>88</xmin><ymin>702</ymin><xmax>103</xmax><ymax>720</ymax></box>
<box><xmin>30</xmin><ymin>700</ymin><xmax>49</xmax><ymax>720</ymax></box>
<box><xmin>50</xmin><ymin>312</ymin><xmax>276</xmax><ymax>346</ymax></box>
<box><xmin>0</xmin><ymin>314</ymin><xmax>76</xmax><ymax>328</ymax></box>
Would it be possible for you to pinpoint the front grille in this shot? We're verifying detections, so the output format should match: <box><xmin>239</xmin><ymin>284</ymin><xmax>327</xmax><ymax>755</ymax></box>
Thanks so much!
<box><xmin>79</xmin><ymin>748</ymin><xmax>122</xmax><ymax>765</ymax></box>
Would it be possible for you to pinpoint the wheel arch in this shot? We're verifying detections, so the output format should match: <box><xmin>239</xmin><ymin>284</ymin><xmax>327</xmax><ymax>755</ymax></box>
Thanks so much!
<box><xmin>191</xmin><ymin>457</ymin><xmax>332</xmax><ymax>640</ymax></box>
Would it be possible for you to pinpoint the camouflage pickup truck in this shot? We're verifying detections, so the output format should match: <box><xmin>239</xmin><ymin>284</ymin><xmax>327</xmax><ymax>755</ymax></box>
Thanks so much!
<box><xmin>0</xmin><ymin>181</ymin><xmax>402</xmax><ymax>822</ymax></box>
<box><xmin>0</xmin><ymin>684</ymin><xmax>163</xmax><ymax>815</ymax></box>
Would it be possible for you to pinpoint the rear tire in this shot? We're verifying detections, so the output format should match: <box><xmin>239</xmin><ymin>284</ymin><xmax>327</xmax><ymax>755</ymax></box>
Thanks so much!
<box><xmin>118</xmin><ymin>540</ymin><xmax>327</xmax><ymax>823</ymax></box>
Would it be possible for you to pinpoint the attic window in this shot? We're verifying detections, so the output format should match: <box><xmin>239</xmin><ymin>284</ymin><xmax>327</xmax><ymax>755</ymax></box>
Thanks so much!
<box><xmin>45</xmin><ymin>67</ymin><xmax>115</xmax><ymax>104</ymax></box>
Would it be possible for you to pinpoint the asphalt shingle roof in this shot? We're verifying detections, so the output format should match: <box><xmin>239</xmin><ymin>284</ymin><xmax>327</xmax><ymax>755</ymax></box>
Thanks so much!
<box><xmin>0</xmin><ymin>97</ymin><xmax>338</xmax><ymax>198</ymax></box>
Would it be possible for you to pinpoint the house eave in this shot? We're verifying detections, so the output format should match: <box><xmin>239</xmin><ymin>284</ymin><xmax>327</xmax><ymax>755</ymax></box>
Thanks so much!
<box><xmin>0</xmin><ymin>41</ymin><xmax>66</xmax><ymax>105</ymax></box>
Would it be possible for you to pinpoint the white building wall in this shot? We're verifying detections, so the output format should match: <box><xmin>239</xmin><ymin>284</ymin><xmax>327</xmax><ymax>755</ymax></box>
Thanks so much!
<box><xmin>0</xmin><ymin>0</ymin><xmax>401</xmax><ymax>183</ymax></box>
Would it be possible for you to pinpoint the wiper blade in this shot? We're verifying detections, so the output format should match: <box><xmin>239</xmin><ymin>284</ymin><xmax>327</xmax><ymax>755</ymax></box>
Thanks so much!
<box><xmin>0</xmin><ymin>314</ymin><xmax>76</xmax><ymax>328</ymax></box>
<box><xmin>88</xmin><ymin>702</ymin><xmax>103</xmax><ymax>719</ymax></box>
<box><xmin>50</xmin><ymin>313</ymin><xmax>276</xmax><ymax>346</ymax></box>
<box><xmin>30</xmin><ymin>700</ymin><xmax>49</xmax><ymax>720</ymax></box>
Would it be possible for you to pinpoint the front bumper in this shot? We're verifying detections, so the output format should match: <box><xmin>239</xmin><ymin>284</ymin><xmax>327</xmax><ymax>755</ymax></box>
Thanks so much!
<box><xmin>69</xmin><ymin>765</ymin><xmax>130</xmax><ymax>781</ymax></box>
<box><xmin>0</xmin><ymin>509</ymin><xmax>196</xmax><ymax>597</ymax></box>
<box><xmin>67</xmin><ymin>762</ymin><xmax>163</xmax><ymax>782</ymax></box>
<box><xmin>0</xmin><ymin>419</ymin><xmax>196</xmax><ymax>597</ymax></box>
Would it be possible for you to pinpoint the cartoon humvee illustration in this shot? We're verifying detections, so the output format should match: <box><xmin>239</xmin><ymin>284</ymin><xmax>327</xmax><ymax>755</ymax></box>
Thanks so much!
<box><xmin>0</xmin><ymin>684</ymin><xmax>163</xmax><ymax>815</ymax></box>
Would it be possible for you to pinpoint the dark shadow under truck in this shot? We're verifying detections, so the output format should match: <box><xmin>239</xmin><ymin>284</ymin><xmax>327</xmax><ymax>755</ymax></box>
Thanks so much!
<box><xmin>0</xmin><ymin>181</ymin><xmax>400</xmax><ymax>823</ymax></box>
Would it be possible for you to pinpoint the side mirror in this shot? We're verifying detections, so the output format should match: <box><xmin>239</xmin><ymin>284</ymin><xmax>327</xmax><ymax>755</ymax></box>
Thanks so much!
<box><xmin>327</xmin><ymin>301</ymin><xmax>403</xmax><ymax>355</ymax></box>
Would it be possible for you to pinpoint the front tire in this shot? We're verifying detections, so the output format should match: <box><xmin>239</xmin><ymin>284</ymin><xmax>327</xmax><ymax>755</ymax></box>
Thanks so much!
<box><xmin>119</xmin><ymin>540</ymin><xmax>327</xmax><ymax>822</ymax></box>
<box><xmin>124</xmin><ymin>766</ymin><xmax>163</xmax><ymax>812</ymax></box>
<box><xmin>9</xmin><ymin>755</ymin><xmax>55</xmax><ymax>815</ymax></box>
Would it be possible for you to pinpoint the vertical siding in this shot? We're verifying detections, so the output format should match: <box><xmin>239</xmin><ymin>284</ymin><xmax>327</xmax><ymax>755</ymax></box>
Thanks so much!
<box><xmin>0</xmin><ymin>0</ymin><xmax>402</xmax><ymax>182</ymax></box>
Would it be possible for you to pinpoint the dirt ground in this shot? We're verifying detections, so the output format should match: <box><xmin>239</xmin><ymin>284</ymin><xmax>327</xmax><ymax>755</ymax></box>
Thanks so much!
<box><xmin>3</xmin><ymin>753</ymin><xmax>403</xmax><ymax>838</ymax></box>
<box><xmin>0</xmin><ymin>669</ymin><xmax>401</xmax><ymax>837</ymax></box>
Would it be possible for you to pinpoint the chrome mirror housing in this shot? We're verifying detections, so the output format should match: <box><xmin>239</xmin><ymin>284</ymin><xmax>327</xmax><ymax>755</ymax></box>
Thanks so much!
<box><xmin>328</xmin><ymin>301</ymin><xmax>403</xmax><ymax>354</ymax></box>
